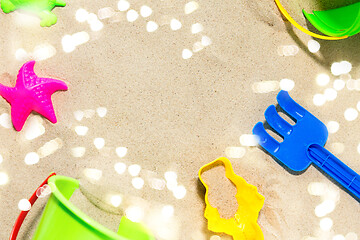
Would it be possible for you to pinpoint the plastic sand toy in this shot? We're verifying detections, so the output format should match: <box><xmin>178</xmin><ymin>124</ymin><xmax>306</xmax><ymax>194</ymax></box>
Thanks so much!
<box><xmin>303</xmin><ymin>2</ymin><xmax>360</xmax><ymax>38</ymax></box>
<box><xmin>10</xmin><ymin>173</ymin><xmax>155</xmax><ymax>240</ymax></box>
<box><xmin>253</xmin><ymin>90</ymin><xmax>360</xmax><ymax>200</ymax></box>
<box><xmin>274</xmin><ymin>0</ymin><xmax>360</xmax><ymax>40</ymax></box>
<box><xmin>198</xmin><ymin>157</ymin><xmax>264</xmax><ymax>240</ymax></box>
<box><xmin>0</xmin><ymin>61</ymin><xmax>67</xmax><ymax>131</ymax></box>
<box><xmin>1</xmin><ymin>0</ymin><xmax>66</xmax><ymax>27</ymax></box>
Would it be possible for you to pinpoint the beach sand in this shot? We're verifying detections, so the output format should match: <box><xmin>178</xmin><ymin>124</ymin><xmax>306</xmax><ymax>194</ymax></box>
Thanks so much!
<box><xmin>0</xmin><ymin>0</ymin><xmax>359</xmax><ymax>239</ymax></box>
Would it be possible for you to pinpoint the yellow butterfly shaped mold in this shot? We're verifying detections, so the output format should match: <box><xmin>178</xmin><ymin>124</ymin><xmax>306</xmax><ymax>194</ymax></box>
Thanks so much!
<box><xmin>198</xmin><ymin>157</ymin><xmax>264</xmax><ymax>240</ymax></box>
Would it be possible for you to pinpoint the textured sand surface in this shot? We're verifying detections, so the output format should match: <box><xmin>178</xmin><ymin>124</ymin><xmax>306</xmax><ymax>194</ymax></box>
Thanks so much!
<box><xmin>0</xmin><ymin>0</ymin><xmax>359</xmax><ymax>239</ymax></box>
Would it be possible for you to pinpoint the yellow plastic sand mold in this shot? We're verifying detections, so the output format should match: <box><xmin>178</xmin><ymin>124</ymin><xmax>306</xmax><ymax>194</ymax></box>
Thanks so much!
<box><xmin>198</xmin><ymin>157</ymin><xmax>265</xmax><ymax>240</ymax></box>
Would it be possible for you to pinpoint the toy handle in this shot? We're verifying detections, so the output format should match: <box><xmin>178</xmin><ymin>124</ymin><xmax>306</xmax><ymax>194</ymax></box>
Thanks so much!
<box><xmin>9</xmin><ymin>173</ymin><xmax>56</xmax><ymax>240</ymax></box>
<box><xmin>308</xmin><ymin>144</ymin><xmax>360</xmax><ymax>200</ymax></box>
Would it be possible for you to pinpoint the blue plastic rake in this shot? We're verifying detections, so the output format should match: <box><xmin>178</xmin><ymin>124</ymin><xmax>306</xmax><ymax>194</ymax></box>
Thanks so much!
<box><xmin>253</xmin><ymin>90</ymin><xmax>360</xmax><ymax>200</ymax></box>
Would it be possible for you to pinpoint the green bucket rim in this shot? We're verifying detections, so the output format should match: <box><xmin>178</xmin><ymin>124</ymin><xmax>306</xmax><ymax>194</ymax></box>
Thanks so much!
<box><xmin>48</xmin><ymin>175</ymin><xmax>127</xmax><ymax>240</ymax></box>
<box><xmin>303</xmin><ymin>2</ymin><xmax>360</xmax><ymax>37</ymax></box>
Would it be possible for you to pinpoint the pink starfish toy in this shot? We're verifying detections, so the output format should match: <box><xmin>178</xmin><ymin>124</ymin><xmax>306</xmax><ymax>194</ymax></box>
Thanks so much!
<box><xmin>0</xmin><ymin>61</ymin><xmax>67</xmax><ymax>131</ymax></box>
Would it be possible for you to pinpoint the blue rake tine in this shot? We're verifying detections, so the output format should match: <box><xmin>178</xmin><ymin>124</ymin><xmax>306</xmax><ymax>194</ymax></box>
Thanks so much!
<box><xmin>254</xmin><ymin>90</ymin><xmax>360</xmax><ymax>201</ymax></box>
<box><xmin>253</xmin><ymin>122</ymin><xmax>280</xmax><ymax>153</ymax></box>
<box><xmin>276</xmin><ymin>90</ymin><xmax>306</xmax><ymax>121</ymax></box>
<box><xmin>265</xmin><ymin>105</ymin><xmax>293</xmax><ymax>137</ymax></box>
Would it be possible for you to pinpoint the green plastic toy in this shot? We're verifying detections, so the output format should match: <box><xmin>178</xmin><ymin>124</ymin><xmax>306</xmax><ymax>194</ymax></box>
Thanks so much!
<box><xmin>274</xmin><ymin>0</ymin><xmax>360</xmax><ymax>40</ymax></box>
<box><xmin>303</xmin><ymin>2</ymin><xmax>360</xmax><ymax>37</ymax></box>
<box><xmin>1</xmin><ymin>0</ymin><xmax>66</xmax><ymax>27</ymax></box>
<box><xmin>10</xmin><ymin>174</ymin><xmax>155</xmax><ymax>240</ymax></box>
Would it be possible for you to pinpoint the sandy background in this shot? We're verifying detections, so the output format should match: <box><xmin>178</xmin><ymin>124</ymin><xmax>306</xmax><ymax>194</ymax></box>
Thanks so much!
<box><xmin>0</xmin><ymin>0</ymin><xmax>359</xmax><ymax>239</ymax></box>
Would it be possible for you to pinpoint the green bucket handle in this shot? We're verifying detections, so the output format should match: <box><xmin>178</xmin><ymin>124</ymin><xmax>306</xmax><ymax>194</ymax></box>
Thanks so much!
<box><xmin>9</xmin><ymin>173</ymin><xmax>155</xmax><ymax>240</ymax></box>
<box><xmin>9</xmin><ymin>172</ymin><xmax>56</xmax><ymax>240</ymax></box>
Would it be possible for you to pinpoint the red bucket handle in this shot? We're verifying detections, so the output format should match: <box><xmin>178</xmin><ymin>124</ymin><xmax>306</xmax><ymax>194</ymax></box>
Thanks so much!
<box><xmin>9</xmin><ymin>172</ymin><xmax>56</xmax><ymax>240</ymax></box>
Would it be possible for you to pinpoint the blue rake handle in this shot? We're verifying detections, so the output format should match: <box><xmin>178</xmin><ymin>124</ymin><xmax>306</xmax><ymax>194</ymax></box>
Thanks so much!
<box><xmin>308</xmin><ymin>144</ymin><xmax>360</xmax><ymax>200</ymax></box>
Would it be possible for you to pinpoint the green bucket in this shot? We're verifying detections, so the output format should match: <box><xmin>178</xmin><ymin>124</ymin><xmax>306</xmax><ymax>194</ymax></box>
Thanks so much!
<box><xmin>303</xmin><ymin>2</ymin><xmax>360</xmax><ymax>37</ymax></box>
<box><xmin>274</xmin><ymin>0</ymin><xmax>360</xmax><ymax>39</ymax></box>
<box><xmin>31</xmin><ymin>175</ymin><xmax>154</xmax><ymax>240</ymax></box>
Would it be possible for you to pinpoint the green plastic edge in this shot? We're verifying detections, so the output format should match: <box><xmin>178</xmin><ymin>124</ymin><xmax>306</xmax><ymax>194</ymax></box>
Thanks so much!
<box><xmin>303</xmin><ymin>2</ymin><xmax>360</xmax><ymax>37</ymax></box>
<box><xmin>47</xmin><ymin>175</ymin><xmax>145</xmax><ymax>240</ymax></box>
